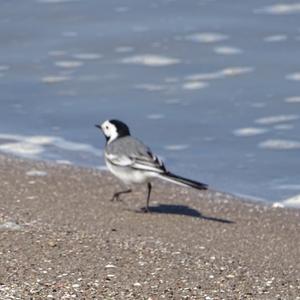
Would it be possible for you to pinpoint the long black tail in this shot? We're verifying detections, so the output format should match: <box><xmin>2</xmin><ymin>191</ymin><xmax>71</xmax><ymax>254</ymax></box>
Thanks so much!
<box><xmin>159</xmin><ymin>172</ymin><xmax>208</xmax><ymax>190</ymax></box>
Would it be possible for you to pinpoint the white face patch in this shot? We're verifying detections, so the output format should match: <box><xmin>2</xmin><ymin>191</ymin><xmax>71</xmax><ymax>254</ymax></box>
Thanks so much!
<box><xmin>101</xmin><ymin>120</ymin><xmax>118</xmax><ymax>143</ymax></box>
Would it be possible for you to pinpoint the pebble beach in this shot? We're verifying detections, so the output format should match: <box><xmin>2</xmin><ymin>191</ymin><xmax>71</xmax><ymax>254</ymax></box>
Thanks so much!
<box><xmin>0</xmin><ymin>154</ymin><xmax>299</xmax><ymax>299</ymax></box>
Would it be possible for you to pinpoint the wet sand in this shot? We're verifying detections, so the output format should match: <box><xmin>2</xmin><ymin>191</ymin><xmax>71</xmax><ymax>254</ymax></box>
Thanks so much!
<box><xmin>0</xmin><ymin>154</ymin><xmax>299</xmax><ymax>299</ymax></box>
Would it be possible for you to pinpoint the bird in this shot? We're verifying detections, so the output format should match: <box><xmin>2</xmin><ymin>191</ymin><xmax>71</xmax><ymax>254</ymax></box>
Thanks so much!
<box><xmin>95</xmin><ymin>119</ymin><xmax>208</xmax><ymax>212</ymax></box>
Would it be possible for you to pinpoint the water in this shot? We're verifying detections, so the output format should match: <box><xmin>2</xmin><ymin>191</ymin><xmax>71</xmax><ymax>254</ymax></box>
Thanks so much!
<box><xmin>0</xmin><ymin>0</ymin><xmax>300</xmax><ymax>205</ymax></box>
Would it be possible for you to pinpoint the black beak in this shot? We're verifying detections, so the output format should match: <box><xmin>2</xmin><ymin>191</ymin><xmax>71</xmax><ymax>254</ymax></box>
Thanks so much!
<box><xmin>95</xmin><ymin>124</ymin><xmax>102</xmax><ymax>130</ymax></box>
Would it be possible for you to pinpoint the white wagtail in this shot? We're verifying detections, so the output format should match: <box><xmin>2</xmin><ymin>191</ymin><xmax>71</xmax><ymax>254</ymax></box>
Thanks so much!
<box><xmin>95</xmin><ymin>119</ymin><xmax>208</xmax><ymax>212</ymax></box>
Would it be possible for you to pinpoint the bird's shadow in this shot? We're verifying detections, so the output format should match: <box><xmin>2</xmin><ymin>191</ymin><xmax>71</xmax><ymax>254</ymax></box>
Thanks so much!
<box><xmin>136</xmin><ymin>204</ymin><xmax>234</xmax><ymax>224</ymax></box>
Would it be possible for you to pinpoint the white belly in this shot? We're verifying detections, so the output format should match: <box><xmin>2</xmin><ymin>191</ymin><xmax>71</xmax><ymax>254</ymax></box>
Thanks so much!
<box><xmin>105</xmin><ymin>158</ymin><xmax>151</xmax><ymax>185</ymax></box>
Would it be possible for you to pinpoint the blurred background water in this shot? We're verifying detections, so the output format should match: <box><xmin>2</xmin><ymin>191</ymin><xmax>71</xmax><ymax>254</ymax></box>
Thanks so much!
<box><xmin>0</xmin><ymin>0</ymin><xmax>300</xmax><ymax>204</ymax></box>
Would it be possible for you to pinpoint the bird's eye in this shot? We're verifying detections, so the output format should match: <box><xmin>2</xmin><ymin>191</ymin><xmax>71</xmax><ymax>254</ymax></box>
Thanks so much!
<box><xmin>106</xmin><ymin>126</ymin><xmax>109</xmax><ymax>129</ymax></box>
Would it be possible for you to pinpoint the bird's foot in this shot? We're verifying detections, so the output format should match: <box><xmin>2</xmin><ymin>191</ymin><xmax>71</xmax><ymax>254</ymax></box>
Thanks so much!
<box><xmin>110</xmin><ymin>194</ymin><xmax>122</xmax><ymax>202</ymax></box>
<box><xmin>110</xmin><ymin>189</ymin><xmax>132</xmax><ymax>202</ymax></box>
<box><xmin>141</xmin><ymin>207</ymin><xmax>150</xmax><ymax>213</ymax></box>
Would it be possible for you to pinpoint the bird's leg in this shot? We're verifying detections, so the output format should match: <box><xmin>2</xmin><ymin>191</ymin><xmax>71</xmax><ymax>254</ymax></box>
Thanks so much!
<box><xmin>111</xmin><ymin>189</ymin><xmax>132</xmax><ymax>202</ymax></box>
<box><xmin>143</xmin><ymin>182</ymin><xmax>152</xmax><ymax>213</ymax></box>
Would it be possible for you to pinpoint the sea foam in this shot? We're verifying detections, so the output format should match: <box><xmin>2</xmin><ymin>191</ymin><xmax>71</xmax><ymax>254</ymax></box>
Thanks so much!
<box><xmin>286</xmin><ymin>72</ymin><xmax>300</xmax><ymax>81</ymax></box>
<box><xmin>255</xmin><ymin>3</ymin><xmax>300</xmax><ymax>15</ymax></box>
<box><xmin>0</xmin><ymin>134</ymin><xmax>101</xmax><ymax>159</ymax></box>
<box><xmin>285</xmin><ymin>96</ymin><xmax>300</xmax><ymax>103</ymax></box>
<box><xmin>121</xmin><ymin>55</ymin><xmax>180</xmax><ymax>66</ymax></box>
<box><xmin>259</xmin><ymin>139</ymin><xmax>300</xmax><ymax>150</ymax></box>
<box><xmin>186</xmin><ymin>32</ymin><xmax>228</xmax><ymax>43</ymax></box>
<box><xmin>213</xmin><ymin>46</ymin><xmax>242</xmax><ymax>55</ymax></box>
<box><xmin>186</xmin><ymin>67</ymin><xmax>254</xmax><ymax>81</ymax></box>
<box><xmin>264</xmin><ymin>35</ymin><xmax>287</xmax><ymax>42</ymax></box>
<box><xmin>233</xmin><ymin>127</ymin><xmax>268</xmax><ymax>137</ymax></box>
<box><xmin>255</xmin><ymin>115</ymin><xmax>299</xmax><ymax>125</ymax></box>
<box><xmin>279</xmin><ymin>194</ymin><xmax>300</xmax><ymax>208</ymax></box>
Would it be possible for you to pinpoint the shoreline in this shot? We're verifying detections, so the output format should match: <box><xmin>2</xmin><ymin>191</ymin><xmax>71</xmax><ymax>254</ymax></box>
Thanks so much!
<box><xmin>0</xmin><ymin>154</ymin><xmax>299</xmax><ymax>299</ymax></box>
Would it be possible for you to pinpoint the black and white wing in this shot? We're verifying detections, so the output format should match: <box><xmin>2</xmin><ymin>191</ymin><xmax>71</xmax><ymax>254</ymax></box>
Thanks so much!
<box><xmin>105</xmin><ymin>137</ymin><xmax>166</xmax><ymax>174</ymax></box>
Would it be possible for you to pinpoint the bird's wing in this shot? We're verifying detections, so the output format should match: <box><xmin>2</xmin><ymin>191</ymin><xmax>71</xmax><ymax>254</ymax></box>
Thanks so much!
<box><xmin>105</xmin><ymin>153</ymin><xmax>133</xmax><ymax>166</ymax></box>
<box><xmin>105</xmin><ymin>150</ymin><xmax>166</xmax><ymax>173</ymax></box>
<box><xmin>131</xmin><ymin>151</ymin><xmax>166</xmax><ymax>173</ymax></box>
<box><xmin>105</xmin><ymin>136</ymin><xmax>166</xmax><ymax>173</ymax></box>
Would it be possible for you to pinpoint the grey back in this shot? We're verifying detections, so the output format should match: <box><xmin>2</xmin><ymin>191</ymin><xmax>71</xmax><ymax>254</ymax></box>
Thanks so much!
<box><xmin>106</xmin><ymin>136</ymin><xmax>152</xmax><ymax>159</ymax></box>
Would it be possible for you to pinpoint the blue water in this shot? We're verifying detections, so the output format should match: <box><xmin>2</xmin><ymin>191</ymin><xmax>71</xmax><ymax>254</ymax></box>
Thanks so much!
<box><xmin>0</xmin><ymin>0</ymin><xmax>300</xmax><ymax>203</ymax></box>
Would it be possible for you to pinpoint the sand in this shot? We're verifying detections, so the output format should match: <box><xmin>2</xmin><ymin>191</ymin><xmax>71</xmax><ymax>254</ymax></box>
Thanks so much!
<box><xmin>0</xmin><ymin>154</ymin><xmax>299</xmax><ymax>299</ymax></box>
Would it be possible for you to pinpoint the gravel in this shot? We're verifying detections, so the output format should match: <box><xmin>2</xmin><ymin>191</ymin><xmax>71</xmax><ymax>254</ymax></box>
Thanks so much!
<box><xmin>0</xmin><ymin>155</ymin><xmax>299</xmax><ymax>299</ymax></box>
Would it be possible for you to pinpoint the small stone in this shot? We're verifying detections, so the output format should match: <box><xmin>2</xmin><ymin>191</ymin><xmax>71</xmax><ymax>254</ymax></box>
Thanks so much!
<box><xmin>133</xmin><ymin>282</ymin><xmax>141</xmax><ymax>287</ymax></box>
<box><xmin>266</xmin><ymin>280</ymin><xmax>273</xmax><ymax>286</ymax></box>
<box><xmin>48</xmin><ymin>241</ymin><xmax>57</xmax><ymax>247</ymax></box>
<box><xmin>26</xmin><ymin>170</ymin><xmax>48</xmax><ymax>177</ymax></box>
<box><xmin>105</xmin><ymin>264</ymin><xmax>117</xmax><ymax>269</ymax></box>
<box><xmin>0</xmin><ymin>221</ymin><xmax>22</xmax><ymax>231</ymax></box>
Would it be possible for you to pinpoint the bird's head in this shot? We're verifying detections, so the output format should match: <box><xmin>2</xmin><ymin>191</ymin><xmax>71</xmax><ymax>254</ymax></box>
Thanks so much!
<box><xmin>95</xmin><ymin>119</ymin><xmax>130</xmax><ymax>143</ymax></box>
